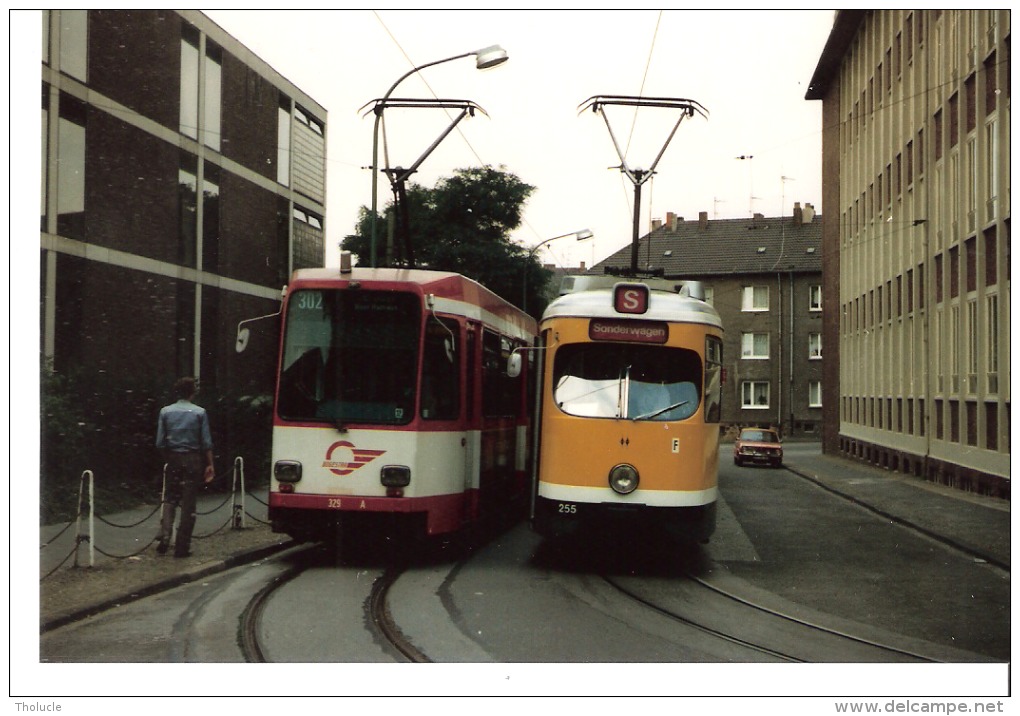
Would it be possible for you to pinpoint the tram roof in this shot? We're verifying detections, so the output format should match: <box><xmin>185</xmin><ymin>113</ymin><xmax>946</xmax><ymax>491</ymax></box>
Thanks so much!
<box><xmin>288</xmin><ymin>266</ymin><xmax>537</xmax><ymax>335</ymax></box>
<box><xmin>543</xmin><ymin>284</ymin><xmax>722</xmax><ymax>329</ymax></box>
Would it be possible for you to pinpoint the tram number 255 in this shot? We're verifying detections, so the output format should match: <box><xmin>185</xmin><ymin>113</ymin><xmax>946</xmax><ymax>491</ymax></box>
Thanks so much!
<box><xmin>557</xmin><ymin>503</ymin><xmax>577</xmax><ymax>514</ymax></box>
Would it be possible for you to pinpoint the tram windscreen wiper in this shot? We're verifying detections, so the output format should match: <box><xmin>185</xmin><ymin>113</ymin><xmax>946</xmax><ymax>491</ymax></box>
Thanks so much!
<box><xmin>632</xmin><ymin>400</ymin><xmax>689</xmax><ymax>421</ymax></box>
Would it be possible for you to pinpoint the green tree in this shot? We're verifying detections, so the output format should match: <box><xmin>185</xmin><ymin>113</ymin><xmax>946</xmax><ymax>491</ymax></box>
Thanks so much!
<box><xmin>343</xmin><ymin>166</ymin><xmax>552</xmax><ymax>317</ymax></box>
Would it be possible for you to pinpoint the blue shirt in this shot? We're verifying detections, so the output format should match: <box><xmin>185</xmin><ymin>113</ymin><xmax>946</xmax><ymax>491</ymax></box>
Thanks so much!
<box><xmin>156</xmin><ymin>400</ymin><xmax>214</xmax><ymax>453</ymax></box>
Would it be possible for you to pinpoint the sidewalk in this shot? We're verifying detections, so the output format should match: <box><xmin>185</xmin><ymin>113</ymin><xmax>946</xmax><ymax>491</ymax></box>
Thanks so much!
<box><xmin>781</xmin><ymin>443</ymin><xmax>1010</xmax><ymax>570</ymax></box>
<box><xmin>39</xmin><ymin>486</ymin><xmax>294</xmax><ymax>631</ymax></box>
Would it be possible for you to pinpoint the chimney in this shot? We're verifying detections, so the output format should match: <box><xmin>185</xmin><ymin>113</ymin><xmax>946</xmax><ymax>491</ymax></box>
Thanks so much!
<box><xmin>793</xmin><ymin>202</ymin><xmax>803</xmax><ymax>224</ymax></box>
<box><xmin>579</xmin><ymin>261</ymin><xmax>586</xmax><ymax>272</ymax></box>
<box><xmin>651</xmin><ymin>218</ymin><xmax>662</xmax><ymax>232</ymax></box>
<box><xmin>666</xmin><ymin>211</ymin><xmax>677</xmax><ymax>231</ymax></box>
<box><xmin>699</xmin><ymin>211</ymin><xmax>708</xmax><ymax>230</ymax></box>
<box><xmin>803</xmin><ymin>203</ymin><xmax>816</xmax><ymax>224</ymax></box>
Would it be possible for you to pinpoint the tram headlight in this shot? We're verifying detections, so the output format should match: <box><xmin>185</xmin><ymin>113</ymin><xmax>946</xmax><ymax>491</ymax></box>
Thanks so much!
<box><xmin>274</xmin><ymin>460</ymin><xmax>302</xmax><ymax>483</ymax></box>
<box><xmin>381</xmin><ymin>465</ymin><xmax>411</xmax><ymax>488</ymax></box>
<box><xmin>608</xmin><ymin>464</ymin><xmax>639</xmax><ymax>495</ymax></box>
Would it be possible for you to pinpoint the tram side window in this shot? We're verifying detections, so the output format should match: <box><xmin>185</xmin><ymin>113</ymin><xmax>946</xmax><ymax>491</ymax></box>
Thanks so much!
<box><xmin>704</xmin><ymin>335</ymin><xmax>723</xmax><ymax>423</ymax></box>
<box><xmin>421</xmin><ymin>317</ymin><xmax>460</xmax><ymax>420</ymax></box>
<box><xmin>482</xmin><ymin>330</ymin><xmax>518</xmax><ymax>417</ymax></box>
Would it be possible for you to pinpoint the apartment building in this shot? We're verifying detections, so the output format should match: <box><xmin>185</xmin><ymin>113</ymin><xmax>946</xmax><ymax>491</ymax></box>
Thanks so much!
<box><xmin>41</xmin><ymin>10</ymin><xmax>326</xmax><ymax>397</ymax></box>
<box><xmin>807</xmin><ymin>10</ymin><xmax>1009</xmax><ymax>496</ymax></box>
<box><xmin>590</xmin><ymin>206</ymin><xmax>824</xmax><ymax>438</ymax></box>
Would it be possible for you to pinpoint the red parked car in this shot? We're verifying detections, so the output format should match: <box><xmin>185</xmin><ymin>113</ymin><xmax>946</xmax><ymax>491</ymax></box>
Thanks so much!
<box><xmin>733</xmin><ymin>428</ymin><xmax>783</xmax><ymax>468</ymax></box>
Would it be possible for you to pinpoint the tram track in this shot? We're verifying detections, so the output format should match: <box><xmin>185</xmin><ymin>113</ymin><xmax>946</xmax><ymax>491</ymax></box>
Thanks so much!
<box><xmin>238</xmin><ymin>546</ymin><xmax>433</xmax><ymax>663</ymax></box>
<box><xmin>601</xmin><ymin>570</ymin><xmax>942</xmax><ymax>663</ymax></box>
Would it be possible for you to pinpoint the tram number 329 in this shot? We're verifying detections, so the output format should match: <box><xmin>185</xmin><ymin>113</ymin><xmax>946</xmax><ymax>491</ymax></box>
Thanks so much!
<box><xmin>557</xmin><ymin>503</ymin><xmax>578</xmax><ymax>514</ymax></box>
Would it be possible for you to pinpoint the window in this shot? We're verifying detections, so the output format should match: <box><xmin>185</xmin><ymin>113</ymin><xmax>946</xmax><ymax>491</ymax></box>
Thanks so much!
<box><xmin>203</xmin><ymin>43</ymin><xmax>221</xmax><ymax>151</ymax></box>
<box><xmin>58</xmin><ymin>10</ymin><xmax>87</xmax><ymax>82</ymax></box>
<box><xmin>703</xmin><ymin>286</ymin><xmax>714</xmax><ymax>305</ymax></box>
<box><xmin>57</xmin><ymin>95</ymin><xmax>86</xmax><ymax>240</ymax></box>
<box><xmin>295</xmin><ymin>105</ymin><xmax>325</xmax><ymax>136</ymax></box>
<box><xmin>276</xmin><ymin>290</ymin><xmax>420</xmax><ymax>425</ymax></box>
<box><xmin>421</xmin><ymin>317</ymin><xmax>460</xmax><ymax>420</ymax></box>
<box><xmin>483</xmin><ymin>331</ymin><xmax>519</xmax><ymax>418</ymax></box>
<box><xmin>202</xmin><ymin>162</ymin><xmax>220</xmax><ymax>273</ymax></box>
<box><xmin>277</xmin><ymin>99</ymin><xmax>291</xmax><ymax>185</ymax></box>
<box><xmin>179</xmin><ymin>28</ymin><xmax>221</xmax><ymax>151</ymax></box>
<box><xmin>983</xmin><ymin>291</ymin><xmax>999</xmax><ymax>391</ymax></box>
<box><xmin>741</xmin><ymin>381</ymin><xmax>770</xmax><ymax>409</ymax></box>
<box><xmin>178</xmin><ymin>156</ymin><xmax>197</xmax><ymax>267</ymax></box>
<box><xmin>179</xmin><ymin>28</ymin><xmax>199</xmax><ymax>140</ymax></box>
<box><xmin>704</xmin><ymin>336</ymin><xmax>723</xmax><ymax>424</ymax></box>
<box><xmin>809</xmin><ymin>333</ymin><xmax>823</xmax><ymax>359</ymax></box>
<box><xmin>809</xmin><ymin>285</ymin><xmax>822</xmax><ymax>311</ymax></box>
<box><xmin>967</xmin><ymin>299</ymin><xmax>978</xmax><ymax>394</ymax></box>
<box><xmin>553</xmin><ymin>343</ymin><xmax>702</xmax><ymax>421</ymax></box>
<box><xmin>742</xmin><ymin>285</ymin><xmax>769</xmax><ymax>311</ymax></box>
<box><xmin>741</xmin><ymin>332</ymin><xmax>769</xmax><ymax>359</ymax></box>
<box><xmin>809</xmin><ymin>381</ymin><xmax>822</xmax><ymax>408</ymax></box>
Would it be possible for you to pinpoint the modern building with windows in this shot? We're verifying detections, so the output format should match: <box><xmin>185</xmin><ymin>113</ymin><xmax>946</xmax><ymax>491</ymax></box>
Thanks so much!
<box><xmin>589</xmin><ymin>205</ymin><xmax>823</xmax><ymax>438</ymax></box>
<box><xmin>41</xmin><ymin>10</ymin><xmax>326</xmax><ymax>397</ymax></box>
<box><xmin>807</xmin><ymin>10</ymin><xmax>1009</xmax><ymax>496</ymax></box>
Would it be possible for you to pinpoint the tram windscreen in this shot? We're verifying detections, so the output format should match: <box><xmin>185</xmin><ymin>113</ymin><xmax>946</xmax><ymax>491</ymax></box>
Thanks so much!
<box><xmin>277</xmin><ymin>289</ymin><xmax>420</xmax><ymax>424</ymax></box>
<box><xmin>553</xmin><ymin>343</ymin><xmax>702</xmax><ymax>421</ymax></box>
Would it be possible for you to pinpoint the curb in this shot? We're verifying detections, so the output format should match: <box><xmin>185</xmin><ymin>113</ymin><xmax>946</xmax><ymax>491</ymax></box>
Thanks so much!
<box><xmin>41</xmin><ymin>539</ymin><xmax>296</xmax><ymax>633</ymax></box>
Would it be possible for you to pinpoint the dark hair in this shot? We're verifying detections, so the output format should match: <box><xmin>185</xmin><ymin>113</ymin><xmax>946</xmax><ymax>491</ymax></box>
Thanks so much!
<box><xmin>174</xmin><ymin>377</ymin><xmax>197</xmax><ymax>400</ymax></box>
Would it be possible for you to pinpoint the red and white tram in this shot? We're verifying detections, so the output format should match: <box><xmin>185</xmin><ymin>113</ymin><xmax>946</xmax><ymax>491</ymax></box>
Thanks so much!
<box><xmin>267</xmin><ymin>266</ymin><xmax>536</xmax><ymax>544</ymax></box>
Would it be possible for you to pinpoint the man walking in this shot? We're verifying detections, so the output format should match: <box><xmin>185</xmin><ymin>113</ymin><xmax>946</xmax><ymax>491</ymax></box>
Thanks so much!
<box><xmin>155</xmin><ymin>377</ymin><xmax>215</xmax><ymax>557</ymax></box>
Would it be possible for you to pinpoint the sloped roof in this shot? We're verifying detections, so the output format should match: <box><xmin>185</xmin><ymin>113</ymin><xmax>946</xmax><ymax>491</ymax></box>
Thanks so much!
<box><xmin>592</xmin><ymin>214</ymin><xmax>822</xmax><ymax>278</ymax></box>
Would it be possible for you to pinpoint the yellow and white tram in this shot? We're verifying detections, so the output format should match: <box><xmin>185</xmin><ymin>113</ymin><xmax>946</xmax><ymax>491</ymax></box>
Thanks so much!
<box><xmin>524</xmin><ymin>276</ymin><xmax>723</xmax><ymax>542</ymax></box>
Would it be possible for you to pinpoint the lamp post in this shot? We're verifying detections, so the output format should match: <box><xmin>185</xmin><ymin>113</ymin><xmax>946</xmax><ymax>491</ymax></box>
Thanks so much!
<box><xmin>523</xmin><ymin>229</ymin><xmax>594</xmax><ymax>313</ymax></box>
<box><xmin>369</xmin><ymin>45</ymin><xmax>509</xmax><ymax>268</ymax></box>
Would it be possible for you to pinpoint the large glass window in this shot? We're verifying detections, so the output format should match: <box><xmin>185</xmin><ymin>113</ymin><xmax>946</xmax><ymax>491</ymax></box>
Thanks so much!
<box><xmin>553</xmin><ymin>343</ymin><xmax>702</xmax><ymax>421</ymax></box>
<box><xmin>179</xmin><ymin>29</ymin><xmax>199</xmax><ymax>140</ymax></box>
<box><xmin>59</xmin><ymin>10</ymin><xmax>87</xmax><ymax>82</ymax></box>
<box><xmin>203</xmin><ymin>43</ymin><xmax>222</xmax><ymax>151</ymax></box>
<box><xmin>277</xmin><ymin>290</ymin><xmax>420</xmax><ymax>424</ymax></box>
<box><xmin>57</xmin><ymin>95</ymin><xmax>86</xmax><ymax>240</ymax></box>
<box><xmin>277</xmin><ymin>99</ymin><xmax>291</xmax><ymax>185</ymax></box>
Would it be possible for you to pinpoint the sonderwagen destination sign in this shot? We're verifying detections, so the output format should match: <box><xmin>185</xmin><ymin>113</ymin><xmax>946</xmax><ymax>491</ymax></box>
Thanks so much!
<box><xmin>588</xmin><ymin>319</ymin><xmax>669</xmax><ymax>344</ymax></box>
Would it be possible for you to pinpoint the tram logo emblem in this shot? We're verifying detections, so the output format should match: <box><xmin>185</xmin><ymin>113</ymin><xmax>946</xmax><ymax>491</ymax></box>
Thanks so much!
<box><xmin>322</xmin><ymin>441</ymin><xmax>386</xmax><ymax>477</ymax></box>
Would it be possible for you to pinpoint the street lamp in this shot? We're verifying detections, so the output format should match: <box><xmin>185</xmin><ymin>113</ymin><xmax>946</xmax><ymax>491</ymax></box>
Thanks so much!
<box><xmin>368</xmin><ymin>45</ymin><xmax>509</xmax><ymax>268</ymax></box>
<box><xmin>523</xmin><ymin>229</ymin><xmax>594</xmax><ymax>312</ymax></box>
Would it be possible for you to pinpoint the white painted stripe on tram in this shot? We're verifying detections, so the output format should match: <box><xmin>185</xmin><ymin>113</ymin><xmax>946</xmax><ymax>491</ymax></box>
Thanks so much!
<box><xmin>537</xmin><ymin>482</ymin><xmax>717</xmax><ymax>507</ymax></box>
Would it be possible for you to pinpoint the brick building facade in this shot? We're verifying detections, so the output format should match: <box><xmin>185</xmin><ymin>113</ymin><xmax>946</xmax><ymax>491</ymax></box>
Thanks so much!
<box><xmin>40</xmin><ymin>10</ymin><xmax>326</xmax><ymax>478</ymax></box>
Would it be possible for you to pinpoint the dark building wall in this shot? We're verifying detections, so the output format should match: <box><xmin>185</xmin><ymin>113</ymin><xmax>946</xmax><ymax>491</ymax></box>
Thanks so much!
<box><xmin>220</xmin><ymin>50</ymin><xmax>278</xmax><ymax>182</ymax></box>
<box><xmin>87</xmin><ymin>10</ymin><xmax>180</xmax><ymax>131</ymax></box>
<box><xmin>53</xmin><ymin>255</ymin><xmax>184</xmax><ymax>381</ymax></box>
<box><xmin>85</xmin><ymin>110</ymin><xmax>180</xmax><ymax>262</ymax></box>
<box><xmin>217</xmin><ymin>171</ymin><xmax>283</xmax><ymax>288</ymax></box>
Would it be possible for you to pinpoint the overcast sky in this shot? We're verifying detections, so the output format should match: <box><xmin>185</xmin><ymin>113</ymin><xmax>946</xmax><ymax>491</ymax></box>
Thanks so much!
<box><xmin>205</xmin><ymin>9</ymin><xmax>835</xmax><ymax>270</ymax></box>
